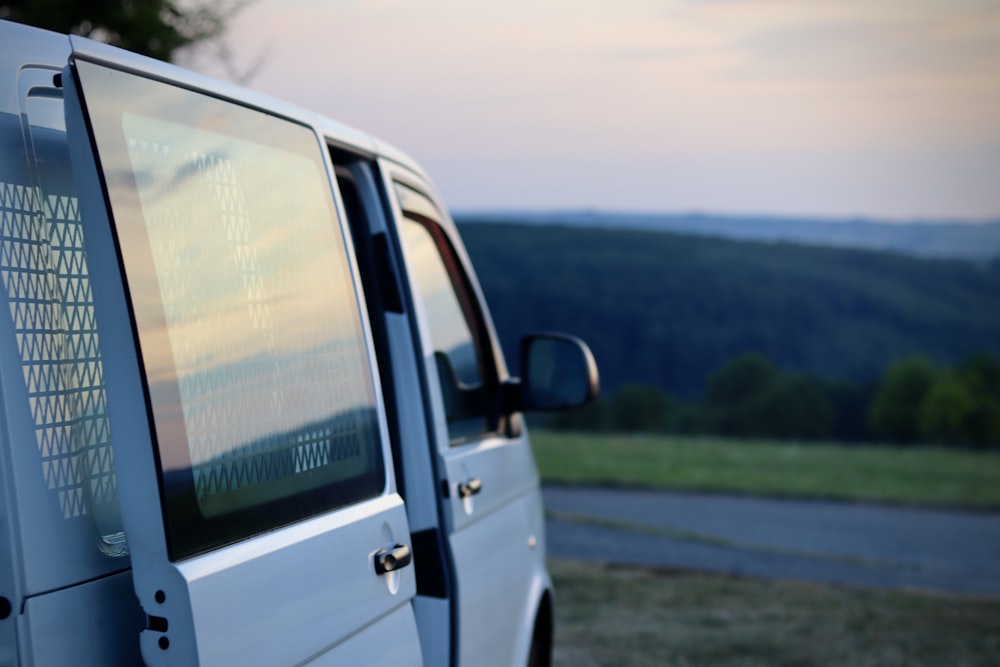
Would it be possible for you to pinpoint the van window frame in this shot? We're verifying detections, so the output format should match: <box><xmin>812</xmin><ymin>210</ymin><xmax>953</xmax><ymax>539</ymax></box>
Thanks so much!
<box><xmin>394</xmin><ymin>181</ymin><xmax>503</xmax><ymax>446</ymax></box>
<box><xmin>69</xmin><ymin>59</ymin><xmax>388</xmax><ymax>560</ymax></box>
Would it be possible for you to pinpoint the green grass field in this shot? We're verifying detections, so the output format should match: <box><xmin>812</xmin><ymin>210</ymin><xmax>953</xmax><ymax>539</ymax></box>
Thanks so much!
<box><xmin>531</xmin><ymin>431</ymin><xmax>1000</xmax><ymax>509</ymax></box>
<box><xmin>550</xmin><ymin>558</ymin><xmax>1000</xmax><ymax>667</ymax></box>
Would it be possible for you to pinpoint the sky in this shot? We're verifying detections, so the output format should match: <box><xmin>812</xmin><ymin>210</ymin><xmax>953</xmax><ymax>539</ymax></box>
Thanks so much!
<box><xmin>187</xmin><ymin>0</ymin><xmax>1000</xmax><ymax>222</ymax></box>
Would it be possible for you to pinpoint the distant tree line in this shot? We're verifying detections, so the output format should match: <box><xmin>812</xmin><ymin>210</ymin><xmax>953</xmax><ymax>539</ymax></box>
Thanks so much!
<box><xmin>870</xmin><ymin>352</ymin><xmax>1000</xmax><ymax>448</ymax></box>
<box><xmin>542</xmin><ymin>351</ymin><xmax>1000</xmax><ymax>449</ymax></box>
<box><xmin>459</xmin><ymin>223</ymin><xmax>1000</xmax><ymax>405</ymax></box>
<box><xmin>457</xmin><ymin>221</ymin><xmax>1000</xmax><ymax>448</ymax></box>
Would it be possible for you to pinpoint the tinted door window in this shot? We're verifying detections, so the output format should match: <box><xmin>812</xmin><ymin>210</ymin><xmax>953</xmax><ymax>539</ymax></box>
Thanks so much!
<box><xmin>75</xmin><ymin>61</ymin><xmax>384</xmax><ymax>559</ymax></box>
<box><xmin>396</xmin><ymin>184</ymin><xmax>496</xmax><ymax>444</ymax></box>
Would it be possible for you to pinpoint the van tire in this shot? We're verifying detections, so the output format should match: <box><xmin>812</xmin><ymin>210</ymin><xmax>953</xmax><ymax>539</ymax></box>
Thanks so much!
<box><xmin>527</xmin><ymin>594</ymin><xmax>553</xmax><ymax>667</ymax></box>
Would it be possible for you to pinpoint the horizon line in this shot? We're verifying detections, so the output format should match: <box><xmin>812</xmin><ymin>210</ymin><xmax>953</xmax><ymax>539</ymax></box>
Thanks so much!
<box><xmin>450</xmin><ymin>208</ymin><xmax>1000</xmax><ymax>226</ymax></box>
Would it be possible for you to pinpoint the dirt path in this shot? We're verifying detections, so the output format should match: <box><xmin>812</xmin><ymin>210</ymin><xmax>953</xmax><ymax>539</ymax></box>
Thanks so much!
<box><xmin>543</xmin><ymin>486</ymin><xmax>1000</xmax><ymax>595</ymax></box>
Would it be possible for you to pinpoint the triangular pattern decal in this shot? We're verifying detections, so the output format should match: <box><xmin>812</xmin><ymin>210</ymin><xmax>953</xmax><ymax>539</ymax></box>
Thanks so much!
<box><xmin>121</xmin><ymin>136</ymin><xmax>371</xmax><ymax>504</ymax></box>
<box><xmin>0</xmin><ymin>180</ymin><xmax>117</xmax><ymax>520</ymax></box>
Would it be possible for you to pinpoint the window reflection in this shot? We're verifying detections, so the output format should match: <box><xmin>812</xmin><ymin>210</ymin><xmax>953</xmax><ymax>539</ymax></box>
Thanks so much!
<box><xmin>77</xmin><ymin>61</ymin><xmax>384</xmax><ymax>558</ymax></box>
<box><xmin>401</xmin><ymin>219</ymin><xmax>481</xmax><ymax>387</ymax></box>
<box><xmin>396</xmin><ymin>186</ymin><xmax>491</xmax><ymax>444</ymax></box>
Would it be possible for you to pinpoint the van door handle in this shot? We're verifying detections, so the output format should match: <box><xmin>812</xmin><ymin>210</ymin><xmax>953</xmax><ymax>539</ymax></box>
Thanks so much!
<box><xmin>458</xmin><ymin>478</ymin><xmax>482</xmax><ymax>498</ymax></box>
<box><xmin>374</xmin><ymin>543</ymin><xmax>412</xmax><ymax>575</ymax></box>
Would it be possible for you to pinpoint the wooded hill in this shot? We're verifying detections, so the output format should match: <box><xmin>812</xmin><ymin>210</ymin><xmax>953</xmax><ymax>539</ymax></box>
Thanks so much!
<box><xmin>456</xmin><ymin>221</ymin><xmax>1000</xmax><ymax>401</ymax></box>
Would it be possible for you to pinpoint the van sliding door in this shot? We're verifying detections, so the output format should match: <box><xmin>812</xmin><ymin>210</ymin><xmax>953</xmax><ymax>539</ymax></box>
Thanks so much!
<box><xmin>62</xmin><ymin>53</ymin><xmax>421</xmax><ymax>666</ymax></box>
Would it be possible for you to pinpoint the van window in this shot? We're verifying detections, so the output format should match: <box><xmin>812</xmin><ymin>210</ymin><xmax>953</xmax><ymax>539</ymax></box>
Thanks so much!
<box><xmin>74</xmin><ymin>61</ymin><xmax>385</xmax><ymax>560</ymax></box>
<box><xmin>396</xmin><ymin>184</ymin><xmax>497</xmax><ymax>444</ymax></box>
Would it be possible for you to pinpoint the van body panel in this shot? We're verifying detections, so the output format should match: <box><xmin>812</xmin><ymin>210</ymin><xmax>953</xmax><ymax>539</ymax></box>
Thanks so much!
<box><xmin>175</xmin><ymin>495</ymin><xmax>418</xmax><ymax>667</ymax></box>
<box><xmin>302</xmin><ymin>602</ymin><xmax>424</xmax><ymax>667</ymax></box>
<box><xmin>0</xmin><ymin>24</ymin><xmax>129</xmax><ymax>616</ymax></box>
<box><xmin>15</xmin><ymin>571</ymin><xmax>142</xmax><ymax>667</ymax></box>
<box><xmin>59</xmin><ymin>50</ymin><xmax>423</xmax><ymax>665</ymax></box>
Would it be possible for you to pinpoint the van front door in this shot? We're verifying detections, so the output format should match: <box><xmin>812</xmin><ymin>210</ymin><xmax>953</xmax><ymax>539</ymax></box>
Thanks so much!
<box><xmin>63</xmin><ymin>53</ymin><xmax>421</xmax><ymax>666</ymax></box>
<box><xmin>390</xmin><ymin>179</ymin><xmax>547</xmax><ymax>667</ymax></box>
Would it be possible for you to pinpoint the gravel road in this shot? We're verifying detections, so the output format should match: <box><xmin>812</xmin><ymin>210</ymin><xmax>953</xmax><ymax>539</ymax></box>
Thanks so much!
<box><xmin>543</xmin><ymin>486</ymin><xmax>1000</xmax><ymax>595</ymax></box>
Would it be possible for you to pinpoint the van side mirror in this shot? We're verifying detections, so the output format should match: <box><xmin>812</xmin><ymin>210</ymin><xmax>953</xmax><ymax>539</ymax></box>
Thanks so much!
<box><xmin>515</xmin><ymin>333</ymin><xmax>599</xmax><ymax>412</ymax></box>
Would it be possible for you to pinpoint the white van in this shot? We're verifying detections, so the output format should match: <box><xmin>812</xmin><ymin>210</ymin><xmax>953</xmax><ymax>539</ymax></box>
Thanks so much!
<box><xmin>0</xmin><ymin>19</ymin><xmax>598</xmax><ymax>667</ymax></box>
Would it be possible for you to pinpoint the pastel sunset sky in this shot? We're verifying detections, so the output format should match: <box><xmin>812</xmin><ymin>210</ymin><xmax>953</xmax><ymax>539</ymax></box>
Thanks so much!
<box><xmin>189</xmin><ymin>0</ymin><xmax>1000</xmax><ymax>221</ymax></box>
